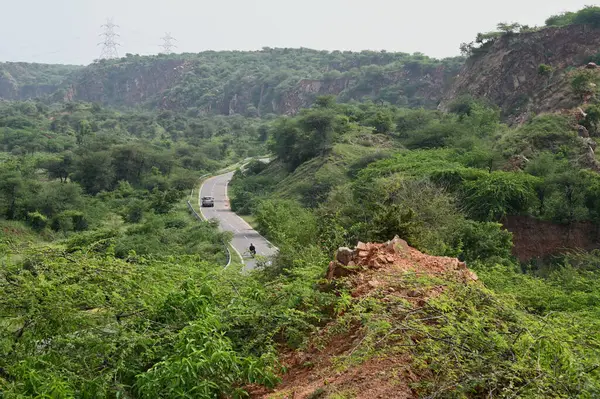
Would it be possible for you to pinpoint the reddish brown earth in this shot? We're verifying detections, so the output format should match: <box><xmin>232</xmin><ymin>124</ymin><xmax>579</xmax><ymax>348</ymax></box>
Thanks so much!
<box><xmin>250</xmin><ymin>237</ymin><xmax>478</xmax><ymax>399</ymax></box>
<box><xmin>503</xmin><ymin>215</ymin><xmax>600</xmax><ymax>262</ymax></box>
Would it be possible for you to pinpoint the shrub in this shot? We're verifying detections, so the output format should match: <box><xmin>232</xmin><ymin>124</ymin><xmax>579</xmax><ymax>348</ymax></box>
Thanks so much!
<box><xmin>27</xmin><ymin>211</ymin><xmax>48</xmax><ymax>231</ymax></box>
<box><xmin>51</xmin><ymin>213</ymin><xmax>73</xmax><ymax>233</ymax></box>
<box><xmin>347</xmin><ymin>152</ymin><xmax>392</xmax><ymax>178</ymax></box>
<box><xmin>124</xmin><ymin>199</ymin><xmax>145</xmax><ymax>223</ymax></box>
<box><xmin>544</xmin><ymin>7</ymin><xmax>600</xmax><ymax>28</ymax></box>
<box><xmin>462</xmin><ymin>172</ymin><xmax>539</xmax><ymax>221</ymax></box>
<box><xmin>66</xmin><ymin>210</ymin><xmax>88</xmax><ymax>231</ymax></box>
<box><xmin>571</xmin><ymin>70</ymin><xmax>599</xmax><ymax>97</ymax></box>
<box><xmin>254</xmin><ymin>199</ymin><xmax>317</xmax><ymax>248</ymax></box>
<box><xmin>572</xmin><ymin>6</ymin><xmax>600</xmax><ymax>27</ymax></box>
<box><xmin>545</xmin><ymin>12</ymin><xmax>575</xmax><ymax>27</ymax></box>
<box><xmin>404</xmin><ymin>122</ymin><xmax>464</xmax><ymax>149</ymax></box>
<box><xmin>502</xmin><ymin>114</ymin><xmax>579</xmax><ymax>156</ymax></box>
<box><xmin>244</xmin><ymin>159</ymin><xmax>269</xmax><ymax>176</ymax></box>
<box><xmin>538</xmin><ymin>64</ymin><xmax>554</xmax><ymax>76</ymax></box>
<box><xmin>453</xmin><ymin>220</ymin><xmax>513</xmax><ymax>262</ymax></box>
<box><xmin>582</xmin><ymin>105</ymin><xmax>600</xmax><ymax>133</ymax></box>
<box><xmin>51</xmin><ymin>210</ymin><xmax>88</xmax><ymax>233</ymax></box>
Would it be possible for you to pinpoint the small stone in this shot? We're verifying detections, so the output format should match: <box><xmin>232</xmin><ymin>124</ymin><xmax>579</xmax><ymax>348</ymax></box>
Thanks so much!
<box><xmin>368</xmin><ymin>280</ymin><xmax>380</xmax><ymax>288</ymax></box>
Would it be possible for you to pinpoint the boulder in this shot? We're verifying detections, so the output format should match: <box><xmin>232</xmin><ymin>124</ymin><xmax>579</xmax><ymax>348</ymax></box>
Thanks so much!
<box><xmin>326</xmin><ymin>261</ymin><xmax>357</xmax><ymax>280</ymax></box>
<box><xmin>586</xmin><ymin>62</ymin><xmax>599</xmax><ymax>69</ymax></box>
<box><xmin>577</xmin><ymin>125</ymin><xmax>590</xmax><ymax>138</ymax></box>
<box><xmin>385</xmin><ymin>235</ymin><xmax>409</xmax><ymax>256</ymax></box>
<box><xmin>335</xmin><ymin>247</ymin><xmax>355</xmax><ymax>266</ymax></box>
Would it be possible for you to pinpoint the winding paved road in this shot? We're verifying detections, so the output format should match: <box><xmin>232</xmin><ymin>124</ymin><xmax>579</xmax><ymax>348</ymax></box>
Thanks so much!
<box><xmin>199</xmin><ymin>171</ymin><xmax>277</xmax><ymax>270</ymax></box>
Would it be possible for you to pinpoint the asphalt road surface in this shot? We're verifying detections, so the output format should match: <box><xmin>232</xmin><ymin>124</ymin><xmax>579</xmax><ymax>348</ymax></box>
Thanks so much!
<box><xmin>199</xmin><ymin>171</ymin><xmax>277</xmax><ymax>270</ymax></box>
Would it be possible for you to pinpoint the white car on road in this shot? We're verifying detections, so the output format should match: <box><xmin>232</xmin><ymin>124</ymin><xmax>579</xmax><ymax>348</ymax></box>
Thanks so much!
<box><xmin>201</xmin><ymin>196</ymin><xmax>214</xmax><ymax>207</ymax></box>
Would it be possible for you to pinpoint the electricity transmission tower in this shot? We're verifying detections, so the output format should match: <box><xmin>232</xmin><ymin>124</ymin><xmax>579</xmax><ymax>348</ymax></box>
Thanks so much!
<box><xmin>160</xmin><ymin>33</ymin><xmax>177</xmax><ymax>54</ymax></box>
<box><xmin>99</xmin><ymin>19</ymin><xmax>120</xmax><ymax>59</ymax></box>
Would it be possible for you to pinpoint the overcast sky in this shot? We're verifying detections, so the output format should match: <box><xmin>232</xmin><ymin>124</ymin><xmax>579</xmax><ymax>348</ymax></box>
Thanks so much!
<box><xmin>0</xmin><ymin>0</ymin><xmax>594</xmax><ymax>65</ymax></box>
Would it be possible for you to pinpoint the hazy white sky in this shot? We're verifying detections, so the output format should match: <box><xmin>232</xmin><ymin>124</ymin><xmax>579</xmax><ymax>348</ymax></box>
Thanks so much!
<box><xmin>0</xmin><ymin>0</ymin><xmax>594</xmax><ymax>65</ymax></box>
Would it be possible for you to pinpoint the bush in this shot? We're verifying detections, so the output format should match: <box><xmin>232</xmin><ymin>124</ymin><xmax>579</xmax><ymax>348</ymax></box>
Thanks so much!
<box><xmin>27</xmin><ymin>211</ymin><xmax>48</xmax><ymax>231</ymax></box>
<box><xmin>347</xmin><ymin>151</ymin><xmax>392</xmax><ymax>178</ymax></box>
<box><xmin>254</xmin><ymin>199</ymin><xmax>317</xmax><ymax>248</ymax></box>
<box><xmin>582</xmin><ymin>105</ymin><xmax>600</xmax><ymax>133</ymax></box>
<box><xmin>572</xmin><ymin>6</ymin><xmax>600</xmax><ymax>27</ymax></box>
<box><xmin>230</xmin><ymin>189</ymin><xmax>255</xmax><ymax>215</ymax></box>
<box><xmin>538</xmin><ymin>64</ymin><xmax>554</xmax><ymax>76</ymax></box>
<box><xmin>545</xmin><ymin>7</ymin><xmax>600</xmax><ymax>27</ymax></box>
<box><xmin>462</xmin><ymin>172</ymin><xmax>538</xmax><ymax>221</ymax></box>
<box><xmin>404</xmin><ymin>121</ymin><xmax>464</xmax><ymax>149</ymax></box>
<box><xmin>244</xmin><ymin>159</ymin><xmax>269</xmax><ymax>176</ymax></box>
<box><xmin>545</xmin><ymin>12</ymin><xmax>575</xmax><ymax>27</ymax></box>
<box><xmin>51</xmin><ymin>210</ymin><xmax>88</xmax><ymax>233</ymax></box>
<box><xmin>51</xmin><ymin>213</ymin><xmax>73</xmax><ymax>233</ymax></box>
<box><xmin>571</xmin><ymin>70</ymin><xmax>599</xmax><ymax>97</ymax></box>
<box><xmin>502</xmin><ymin>114</ymin><xmax>579</xmax><ymax>156</ymax></box>
<box><xmin>453</xmin><ymin>220</ymin><xmax>513</xmax><ymax>262</ymax></box>
<box><xmin>124</xmin><ymin>199</ymin><xmax>145</xmax><ymax>223</ymax></box>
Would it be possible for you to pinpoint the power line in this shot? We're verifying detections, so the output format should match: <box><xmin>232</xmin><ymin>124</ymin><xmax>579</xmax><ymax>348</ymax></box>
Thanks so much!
<box><xmin>159</xmin><ymin>32</ymin><xmax>177</xmax><ymax>54</ymax></box>
<box><xmin>98</xmin><ymin>18</ymin><xmax>120</xmax><ymax>59</ymax></box>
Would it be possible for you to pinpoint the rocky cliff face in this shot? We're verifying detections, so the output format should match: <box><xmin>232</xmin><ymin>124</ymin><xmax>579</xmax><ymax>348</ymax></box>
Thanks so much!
<box><xmin>63</xmin><ymin>58</ymin><xmax>190</xmax><ymax>106</ymax></box>
<box><xmin>440</xmin><ymin>25</ymin><xmax>600</xmax><ymax>122</ymax></box>
<box><xmin>0</xmin><ymin>62</ymin><xmax>82</xmax><ymax>101</ymax></box>
<box><xmin>63</xmin><ymin>62</ymin><xmax>457</xmax><ymax>115</ymax></box>
<box><xmin>0</xmin><ymin>72</ymin><xmax>65</xmax><ymax>101</ymax></box>
<box><xmin>276</xmin><ymin>65</ymin><xmax>457</xmax><ymax>115</ymax></box>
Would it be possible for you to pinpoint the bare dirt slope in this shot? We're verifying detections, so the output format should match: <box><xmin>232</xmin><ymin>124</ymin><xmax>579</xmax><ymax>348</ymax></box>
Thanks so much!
<box><xmin>440</xmin><ymin>24</ymin><xmax>600</xmax><ymax>123</ymax></box>
<box><xmin>250</xmin><ymin>237</ymin><xmax>477</xmax><ymax>399</ymax></box>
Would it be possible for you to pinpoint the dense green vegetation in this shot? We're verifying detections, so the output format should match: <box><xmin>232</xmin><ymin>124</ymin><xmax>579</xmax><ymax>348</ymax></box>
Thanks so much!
<box><xmin>546</xmin><ymin>6</ymin><xmax>600</xmax><ymax>28</ymax></box>
<box><xmin>2</xmin><ymin>93</ymin><xmax>600</xmax><ymax>396</ymax></box>
<box><xmin>233</xmin><ymin>97</ymin><xmax>600</xmax><ymax>240</ymax></box>
<box><xmin>228</xmin><ymin>95</ymin><xmax>600</xmax><ymax>396</ymax></box>
<box><xmin>0</xmin><ymin>99</ymin><xmax>281</xmax><ymax>396</ymax></box>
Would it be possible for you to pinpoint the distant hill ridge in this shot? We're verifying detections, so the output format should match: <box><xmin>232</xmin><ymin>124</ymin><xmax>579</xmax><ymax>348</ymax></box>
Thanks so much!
<box><xmin>0</xmin><ymin>49</ymin><xmax>463</xmax><ymax>115</ymax></box>
<box><xmin>3</xmin><ymin>21</ymin><xmax>600</xmax><ymax>119</ymax></box>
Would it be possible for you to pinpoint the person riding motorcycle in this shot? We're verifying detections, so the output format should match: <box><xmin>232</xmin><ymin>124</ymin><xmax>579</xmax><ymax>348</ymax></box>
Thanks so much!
<box><xmin>249</xmin><ymin>243</ymin><xmax>256</xmax><ymax>256</ymax></box>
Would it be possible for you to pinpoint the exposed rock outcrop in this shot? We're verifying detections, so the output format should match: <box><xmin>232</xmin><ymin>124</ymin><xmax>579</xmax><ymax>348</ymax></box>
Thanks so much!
<box><xmin>503</xmin><ymin>215</ymin><xmax>600</xmax><ymax>261</ymax></box>
<box><xmin>326</xmin><ymin>236</ymin><xmax>477</xmax><ymax>283</ymax></box>
<box><xmin>0</xmin><ymin>62</ymin><xmax>81</xmax><ymax>100</ymax></box>
<box><xmin>440</xmin><ymin>25</ymin><xmax>600</xmax><ymax>123</ymax></box>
